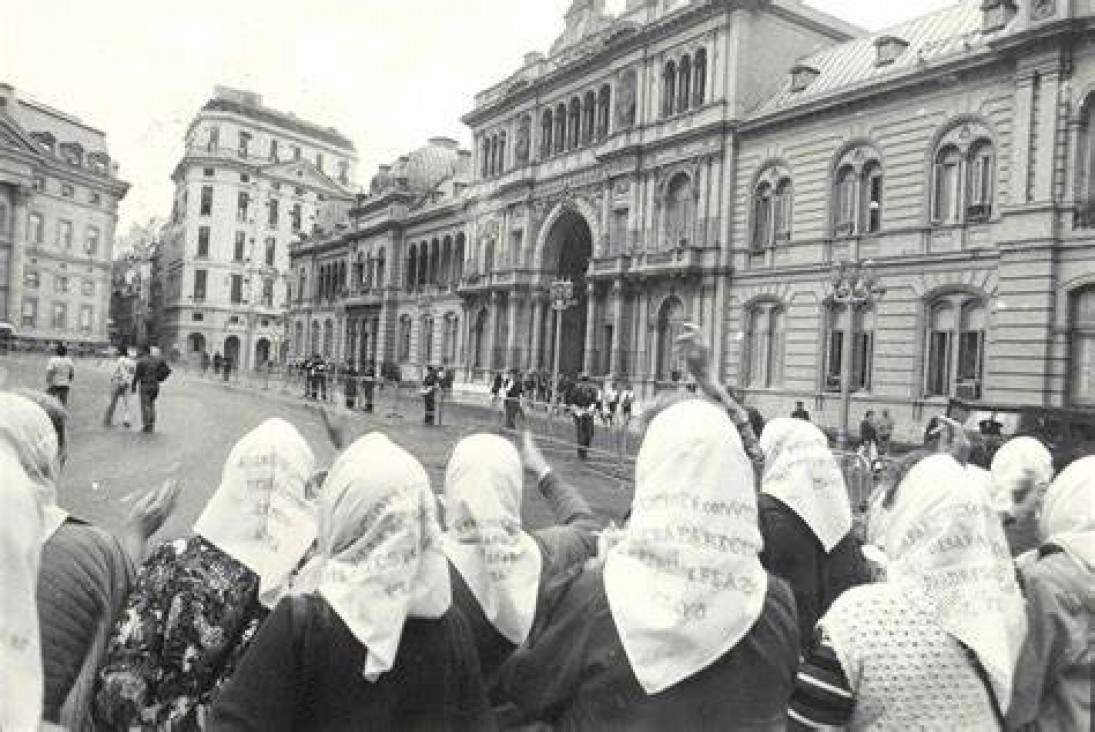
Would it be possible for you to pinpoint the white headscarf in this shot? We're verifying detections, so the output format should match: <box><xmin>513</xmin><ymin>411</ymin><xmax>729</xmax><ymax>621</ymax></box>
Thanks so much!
<box><xmin>759</xmin><ymin>417</ymin><xmax>853</xmax><ymax>552</ymax></box>
<box><xmin>194</xmin><ymin>418</ymin><xmax>317</xmax><ymax>607</ymax></box>
<box><xmin>990</xmin><ymin>437</ymin><xmax>1054</xmax><ymax>515</ymax></box>
<box><xmin>0</xmin><ymin>392</ymin><xmax>68</xmax><ymax>541</ymax></box>
<box><xmin>0</xmin><ymin>445</ymin><xmax>46</xmax><ymax>731</ymax></box>
<box><xmin>442</xmin><ymin>434</ymin><xmax>542</xmax><ymax>645</ymax></box>
<box><xmin>1038</xmin><ymin>456</ymin><xmax>1094</xmax><ymax>572</ymax></box>
<box><xmin>881</xmin><ymin>454</ymin><xmax>1027</xmax><ymax>707</ymax></box>
<box><xmin>604</xmin><ymin>399</ymin><xmax>767</xmax><ymax>695</ymax></box>
<box><xmin>293</xmin><ymin>432</ymin><xmax>451</xmax><ymax>681</ymax></box>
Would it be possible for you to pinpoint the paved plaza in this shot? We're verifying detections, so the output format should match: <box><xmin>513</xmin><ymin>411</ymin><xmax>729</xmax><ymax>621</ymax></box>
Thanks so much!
<box><xmin>1</xmin><ymin>353</ymin><xmax>633</xmax><ymax>541</ymax></box>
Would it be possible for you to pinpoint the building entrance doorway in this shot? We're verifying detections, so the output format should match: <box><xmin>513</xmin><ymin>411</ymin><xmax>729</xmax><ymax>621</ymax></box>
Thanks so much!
<box><xmin>542</xmin><ymin>208</ymin><xmax>593</xmax><ymax>377</ymax></box>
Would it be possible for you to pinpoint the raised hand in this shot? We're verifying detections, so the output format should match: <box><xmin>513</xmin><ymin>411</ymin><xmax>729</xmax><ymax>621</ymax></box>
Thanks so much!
<box><xmin>318</xmin><ymin>406</ymin><xmax>347</xmax><ymax>450</ymax></box>
<box><xmin>518</xmin><ymin>430</ymin><xmax>550</xmax><ymax>480</ymax></box>
<box><xmin>127</xmin><ymin>478</ymin><xmax>181</xmax><ymax>542</ymax></box>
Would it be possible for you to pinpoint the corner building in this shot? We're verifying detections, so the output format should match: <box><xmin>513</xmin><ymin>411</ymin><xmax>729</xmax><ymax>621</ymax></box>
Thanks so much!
<box><xmin>158</xmin><ymin>86</ymin><xmax>357</xmax><ymax>370</ymax></box>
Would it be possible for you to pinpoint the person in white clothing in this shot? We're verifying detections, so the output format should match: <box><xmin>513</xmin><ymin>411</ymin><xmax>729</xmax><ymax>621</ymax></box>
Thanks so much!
<box><xmin>103</xmin><ymin>347</ymin><xmax>137</xmax><ymax>428</ymax></box>
<box><xmin>44</xmin><ymin>343</ymin><xmax>75</xmax><ymax>407</ymax></box>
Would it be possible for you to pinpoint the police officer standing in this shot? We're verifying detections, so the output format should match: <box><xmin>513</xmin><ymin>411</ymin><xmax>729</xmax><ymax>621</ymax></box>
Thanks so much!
<box><xmin>567</xmin><ymin>373</ymin><xmax>598</xmax><ymax>460</ymax></box>
<box><xmin>361</xmin><ymin>358</ymin><xmax>377</xmax><ymax>412</ymax></box>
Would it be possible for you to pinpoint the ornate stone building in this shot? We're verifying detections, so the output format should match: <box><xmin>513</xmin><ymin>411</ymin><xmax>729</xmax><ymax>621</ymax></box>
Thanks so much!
<box><xmin>157</xmin><ymin>86</ymin><xmax>357</xmax><ymax>370</ymax></box>
<box><xmin>292</xmin><ymin>0</ymin><xmax>1095</xmax><ymax>441</ymax></box>
<box><xmin>0</xmin><ymin>82</ymin><xmax>129</xmax><ymax>345</ymax></box>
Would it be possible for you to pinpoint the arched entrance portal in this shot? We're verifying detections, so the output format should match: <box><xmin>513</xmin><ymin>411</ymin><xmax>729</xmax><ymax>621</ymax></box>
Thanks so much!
<box><xmin>254</xmin><ymin>338</ymin><xmax>271</xmax><ymax>366</ymax></box>
<box><xmin>542</xmin><ymin>209</ymin><xmax>593</xmax><ymax>377</ymax></box>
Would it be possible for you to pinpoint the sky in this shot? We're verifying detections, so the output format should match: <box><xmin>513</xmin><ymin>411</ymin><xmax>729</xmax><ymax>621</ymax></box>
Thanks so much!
<box><xmin>1</xmin><ymin>0</ymin><xmax>958</xmax><ymax>235</ymax></box>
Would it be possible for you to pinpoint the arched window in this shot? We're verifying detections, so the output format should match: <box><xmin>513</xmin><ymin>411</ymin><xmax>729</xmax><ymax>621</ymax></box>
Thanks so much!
<box><xmin>1070</xmin><ymin>286</ymin><xmax>1095</xmax><ymax>404</ymax></box>
<box><xmin>750</xmin><ymin>164</ymin><xmax>794</xmax><ymax>252</ymax></box>
<box><xmin>429</xmin><ymin>239</ymin><xmax>440</xmax><ymax>285</ymax></box>
<box><xmin>310</xmin><ymin>320</ymin><xmax>321</xmax><ymax>354</ymax></box>
<box><xmin>376</xmin><ymin>248</ymin><xmax>386</xmax><ymax>289</ymax></box>
<box><xmin>678</xmin><ymin>55</ymin><xmax>692</xmax><ymax>113</ymax></box>
<box><xmin>568</xmin><ymin>98</ymin><xmax>581</xmax><ymax>150</ymax></box>
<box><xmin>480</xmin><ymin>137</ymin><xmax>490</xmax><ymax>178</ymax></box>
<box><xmin>441</xmin><ymin>236</ymin><xmax>453</xmax><ymax>287</ymax></box>
<box><xmin>834</xmin><ymin>165</ymin><xmax>857</xmax><ymax>236</ymax></box>
<box><xmin>294</xmin><ymin>322</ymin><xmax>303</xmax><ymax>354</ymax></box>
<box><xmin>655</xmin><ymin>296</ymin><xmax>685</xmax><ymax>380</ymax></box>
<box><xmin>406</xmin><ymin>244</ymin><xmax>417</xmax><ymax>291</ymax></box>
<box><xmin>862</xmin><ymin>162</ymin><xmax>884</xmax><ymax>233</ymax></box>
<box><xmin>664</xmin><ymin>173</ymin><xmax>693</xmax><ymax>248</ymax></box>
<box><xmin>583</xmin><ymin>91</ymin><xmax>596</xmax><ymax>145</ymax></box>
<box><xmin>555</xmin><ymin>103</ymin><xmax>567</xmax><ymax>153</ymax></box>
<box><xmin>418</xmin><ymin>241</ymin><xmax>429</xmax><ymax>286</ymax></box>
<box><xmin>541</xmin><ymin>109</ymin><xmax>554</xmax><ymax>158</ymax></box>
<box><xmin>1078</xmin><ymin>96</ymin><xmax>1095</xmax><ymax>227</ymax></box>
<box><xmin>663</xmin><ymin>61</ymin><xmax>677</xmax><ymax>117</ymax></box>
<box><xmin>443</xmin><ymin>312</ymin><xmax>459</xmax><ymax>364</ymax></box>
<box><xmin>420</xmin><ymin>316</ymin><xmax>434</xmax><ymax>364</ymax></box>
<box><xmin>454</xmin><ymin>234</ymin><xmax>465</xmax><ymax>282</ymax></box>
<box><xmin>931</xmin><ymin>121</ymin><xmax>996</xmax><ymax>225</ymax></box>
<box><xmin>924</xmin><ymin>293</ymin><xmax>986</xmax><ymax>398</ymax></box>
<box><xmin>744</xmin><ymin>303</ymin><xmax>785</xmax><ymax>388</ymax></box>
<box><xmin>483</xmin><ymin>238</ymin><xmax>495</xmax><ymax>274</ymax></box>
<box><xmin>398</xmin><ymin>316</ymin><xmax>412</xmax><ymax>361</ymax></box>
<box><xmin>473</xmin><ymin>308</ymin><xmax>489</xmax><ymax>368</ymax></box>
<box><xmin>693</xmin><ymin>48</ymin><xmax>707</xmax><ymax>106</ymax></box>
<box><xmin>597</xmin><ymin>85</ymin><xmax>611</xmax><ymax>139</ymax></box>
<box><xmin>322</xmin><ymin>319</ymin><xmax>334</xmax><ymax>357</ymax></box>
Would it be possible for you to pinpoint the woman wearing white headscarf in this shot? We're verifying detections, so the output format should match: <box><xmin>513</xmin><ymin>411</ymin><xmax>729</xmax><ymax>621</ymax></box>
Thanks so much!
<box><xmin>0</xmin><ymin>391</ymin><xmax>157</xmax><ymax>732</ymax></box>
<box><xmin>208</xmin><ymin>432</ymin><xmax>494</xmax><ymax>730</ymax></box>
<box><xmin>789</xmin><ymin>454</ymin><xmax>1027</xmax><ymax>730</ymax></box>
<box><xmin>758</xmin><ymin>418</ymin><xmax>869</xmax><ymax>646</ymax></box>
<box><xmin>0</xmin><ymin>440</ymin><xmax>46</xmax><ymax>731</ymax></box>
<box><xmin>990</xmin><ymin>436</ymin><xmax>1055</xmax><ymax>556</ymax></box>
<box><xmin>442</xmin><ymin>433</ymin><xmax>598</xmax><ymax>687</ymax></box>
<box><xmin>499</xmin><ymin>399</ymin><xmax>800</xmax><ymax>730</ymax></box>
<box><xmin>1007</xmin><ymin>456</ymin><xmax>1093</xmax><ymax>731</ymax></box>
<box><xmin>95</xmin><ymin>417</ymin><xmax>317</xmax><ymax>730</ymax></box>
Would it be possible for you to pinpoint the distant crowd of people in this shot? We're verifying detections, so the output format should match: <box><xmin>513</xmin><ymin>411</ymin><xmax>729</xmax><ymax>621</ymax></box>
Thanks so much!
<box><xmin>4</xmin><ymin>329</ymin><xmax>1089</xmax><ymax>730</ymax></box>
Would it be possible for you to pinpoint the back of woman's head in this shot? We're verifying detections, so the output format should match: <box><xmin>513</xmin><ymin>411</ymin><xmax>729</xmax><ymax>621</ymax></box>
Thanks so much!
<box><xmin>1038</xmin><ymin>456</ymin><xmax>1094</xmax><ymax>553</ymax></box>
<box><xmin>0</xmin><ymin>392</ymin><xmax>60</xmax><ymax>490</ymax></box>
<box><xmin>444</xmin><ymin>433</ymin><xmax>523</xmax><ymax>522</ymax></box>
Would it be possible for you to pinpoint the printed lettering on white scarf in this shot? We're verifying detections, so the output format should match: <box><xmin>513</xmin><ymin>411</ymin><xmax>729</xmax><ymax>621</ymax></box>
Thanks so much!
<box><xmin>442</xmin><ymin>434</ymin><xmax>542</xmax><ymax>645</ymax></box>
<box><xmin>194</xmin><ymin>418</ymin><xmax>317</xmax><ymax>607</ymax></box>
<box><xmin>293</xmin><ymin>433</ymin><xmax>451</xmax><ymax>681</ymax></box>
<box><xmin>760</xmin><ymin>418</ymin><xmax>853</xmax><ymax>552</ymax></box>
<box><xmin>604</xmin><ymin>399</ymin><xmax>767</xmax><ymax>695</ymax></box>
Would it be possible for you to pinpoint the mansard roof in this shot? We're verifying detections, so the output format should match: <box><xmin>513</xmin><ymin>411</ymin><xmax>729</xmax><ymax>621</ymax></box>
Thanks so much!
<box><xmin>202</xmin><ymin>97</ymin><xmax>355</xmax><ymax>152</ymax></box>
<box><xmin>752</xmin><ymin>0</ymin><xmax>992</xmax><ymax>117</ymax></box>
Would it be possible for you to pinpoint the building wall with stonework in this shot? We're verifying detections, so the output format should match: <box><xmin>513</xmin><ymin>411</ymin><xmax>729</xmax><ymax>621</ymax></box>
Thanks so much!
<box><xmin>0</xmin><ymin>82</ymin><xmax>129</xmax><ymax>346</ymax></box>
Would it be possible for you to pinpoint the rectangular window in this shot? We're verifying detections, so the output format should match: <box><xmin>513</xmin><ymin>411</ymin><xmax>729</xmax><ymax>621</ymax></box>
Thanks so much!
<box><xmin>264</xmin><ymin>237</ymin><xmax>276</xmax><ymax>266</ymax></box>
<box><xmin>752</xmin><ymin>196</ymin><xmax>771</xmax><ymax>252</ymax></box>
<box><xmin>203</xmin><ymin>167</ymin><xmax>215</xmax><ymax>177</ymax></box>
<box><xmin>853</xmin><ymin>331</ymin><xmax>873</xmax><ymax>391</ymax></box>
<box><xmin>773</xmin><ymin>189</ymin><xmax>791</xmax><ymax>241</ymax></box>
<box><xmin>933</xmin><ymin>161</ymin><xmax>959</xmax><ymax>223</ymax></box>
<box><xmin>29</xmin><ymin>212</ymin><xmax>44</xmax><ymax>243</ymax></box>
<box><xmin>835</xmin><ymin>176</ymin><xmax>856</xmax><ymax>234</ymax></box>
<box><xmin>234</xmin><ymin>231</ymin><xmax>247</xmax><ymax>262</ymax></box>
<box><xmin>824</xmin><ymin>330</ymin><xmax>843</xmax><ymax>392</ymax></box>
<box><xmin>193</xmin><ymin>269</ymin><xmax>207</xmax><ymax>300</ymax></box>
<box><xmin>268</xmin><ymin>198</ymin><xmax>279</xmax><ymax>227</ymax></box>
<box><xmin>79</xmin><ymin>305</ymin><xmax>93</xmax><ymax>334</ymax></box>
<box><xmin>61</xmin><ymin>183</ymin><xmax>74</xmax><ymax>198</ymax></box>
<box><xmin>926</xmin><ymin>331</ymin><xmax>952</xmax><ymax>396</ymax></box>
<box><xmin>85</xmin><ymin>226</ymin><xmax>100</xmax><ymax>255</ymax></box>
<box><xmin>23</xmin><ymin>271</ymin><xmax>39</xmax><ymax>289</ymax></box>
<box><xmin>270</xmin><ymin>140</ymin><xmax>279</xmax><ymax>161</ymax></box>
<box><xmin>58</xmin><ymin>220</ymin><xmax>73</xmax><ymax>248</ymax></box>
<box><xmin>292</xmin><ymin>145</ymin><xmax>301</xmax><ymax>161</ymax></box>
<box><xmin>315</xmin><ymin>152</ymin><xmax>324</xmax><ymax>172</ymax></box>
<box><xmin>290</xmin><ymin>204</ymin><xmax>302</xmax><ymax>232</ymax></box>
<box><xmin>261</xmin><ymin>279</ymin><xmax>274</xmax><ymax>307</ymax></box>
<box><xmin>81</xmin><ymin>280</ymin><xmax>94</xmax><ymax>296</ymax></box>
<box><xmin>90</xmin><ymin>192</ymin><xmax>102</xmax><ymax>205</ymax></box>
<box><xmin>200</xmin><ymin>185</ymin><xmax>213</xmax><ymax>216</ymax></box>
<box><xmin>238</xmin><ymin>131</ymin><xmax>251</xmax><ymax>158</ymax></box>
<box><xmin>230</xmin><ymin>274</ymin><xmax>243</xmax><ymax>304</ymax></box>
<box><xmin>866</xmin><ymin>171</ymin><xmax>883</xmax><ymax>233</ymax></box>
<box><xmin>970</xmin><ymin>153</ymin><xmax>993</xmax><ymax>206</ymax></box>
<box><xmin>957</xmin><ymin>330</ymin><xmax>985</xmax><ymax>384</ymax></box>
<box><xmin>207</xmin><ymin>126</ymin><xmax>220</xmax><ymax>152</ymax></box>
<box><xmin>21</xmin><ymin>298</ymin><xmax>37</xmax><ymax>327</ymax></box>
<box><xmin>54</xmin><ymin>275</ymin><xmax>68</xmax><ymax>293</ymax></box>
<box><xmin>197</xmin><ymin>226</ymin><xmax>210</xmax><ymax>257</ymax></box>
<box><xmin>33</xmin><ymin>176</ymin><xmax>44</xmax><ymax>192</ymax></box>
<box><xmin>52</xmin><ymin>302</ymin><xmax>67</xmax><ymax>330</ymax></box>
<box><xmin>237</xmin><ymin>192</ymin><xmax>249</xmax><ymax>222</ymax></box>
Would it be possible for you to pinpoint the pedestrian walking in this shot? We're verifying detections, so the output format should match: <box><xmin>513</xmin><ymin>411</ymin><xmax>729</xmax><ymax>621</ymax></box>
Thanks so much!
<box><xmin>618</xmin><ymin>381</ymin><xmax>635</xmax><ymax>427</ymax></box>
<box><xmin>791</xmin><ymin>400</ymin><xmax>811</xmax><ymax>421</ymax></box>
<box><xmin>132</xmin><ymin>346</ymin><xmax>171</xmax><ymax>433</ymax></box>
<box><xmin>103</xmin><ymin>346</ymin><xmax>137</xmax><ymax>428</ymax></box>
<box><xmin>45</xmin><ymin>342</ymin><xmax>75</xmax><ymax>407</ymax></box>
<box><xmin>200</xmin><ymin>350</ymin><xmax>211</xmax><ymax>376</ymax></box>
<box><xmin>361</xmin><ymin>359</ymin><xmax>376</xmax><ymax>412</ymax></box>
<box><xmin>213</xmin><ymin>351</ymin><xmax>223</xmax><ymax>375</ymax></box>
<box><xmin>567</xmin><ymin>373</ymin><xmax>597</xmax><ymax>460</ymax></box>
<box><xmin>421</xmin><ymin>365</ymin><xmax>439</xmax><ymax>425</ymax></box>
<box><xmin>502</xmin><ymin>368</ymin><xmax>523</xmax><ymax>430</ymax></box>
<box><xmin>859</xmin><ymin>409</ymin><xmax>879</xmax><ymax>461</ymax></box>
<box><xmin>600</xmin><ymin>379</ymin><xmax>619</xmax><ymax>426</ymax></box>
<box><xmin>876</xmin><ymin>408</ymin><xmax>895</xmax><ymax>455</ymax></box>
<box><xmin>341</xmin><ymin>361</ymin><xmax>358</xmax><ymax>410</ymax></box>
<box><xmin>221</xmin><ymin>355</ymin><xmax>233</xmax><ymax>382</ymax></box>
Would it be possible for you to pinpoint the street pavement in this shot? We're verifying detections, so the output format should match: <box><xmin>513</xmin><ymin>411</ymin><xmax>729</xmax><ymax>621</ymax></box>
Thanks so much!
<box><xmin>1</xmin><ymin>353</ymin><xmax>634</xmax><ymax>543</ymax></box>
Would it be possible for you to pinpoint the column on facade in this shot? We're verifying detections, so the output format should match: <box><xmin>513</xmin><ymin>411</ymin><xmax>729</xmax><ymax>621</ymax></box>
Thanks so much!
<box><xmin>7</xmin><ymin>186</ymin><xmax>31</xmax><ymax>325</ymax></box>
<box><xmin>600</xmin><ymin>186</ymin><xmax>611</xmax><ymax>257</ymax></box>
<box><xmin>484</xmin><ymin>292</ymin><xmax>499</xmax><ymax>371</ymax></box>
<box><xmin>582</xmin><ymin>282</ymin><xmax>597</xmax><ymax>374</ymax></box>
<box><xmin>528</xmin><ymin>293</ymin><xmax>543</xmax><ymax>370</ymax></box>
<box><xmin>505</xmin><ymin>289</ymin><xmax>520</xmax><ymax>368</ymax></box>
<box><xmin>610</xmin><ymin>280</ymin><xmax>625</xmax><ymax>376</ymax></box>
<box><xmin>634</xmin><ymin>285</ymin><xmax>650</xmax><ymax>382</ymax></box>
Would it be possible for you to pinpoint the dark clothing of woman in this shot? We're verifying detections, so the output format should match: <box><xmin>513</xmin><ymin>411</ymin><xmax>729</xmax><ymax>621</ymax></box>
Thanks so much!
<box><xmin>207</xmin><ymin>594</ymin><xmax>496</xmax><ymax>731</ymax></box>
<box><xmin>95</xmin><ymin>535</ymin><xmax>266</xmax><ymax>730</ymax></box>
<box><xmin>451</xmin><ymin>471</ymin><xmax>599</xmax><ymax>689</ymax></box>
<box><xmin>757</xmin><ymin>494</ymin><xmax>870</xmax><ymax>647</ymax></box>
<box><xmin>498</xmin><ymin>567</ymin><xmax>800</xmax><ymax>731</ymax></box>
<box><xmin>38</xmin><ymin>518</ymin><xmax>135</xmax><ymax>730</ymax></box>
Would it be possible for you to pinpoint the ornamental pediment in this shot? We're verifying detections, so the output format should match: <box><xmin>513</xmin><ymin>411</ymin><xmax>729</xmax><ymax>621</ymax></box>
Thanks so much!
<box><xmin>263</xmin><ymin>159</ymin><xmax>348</xmax><ymax>196</ymax></box>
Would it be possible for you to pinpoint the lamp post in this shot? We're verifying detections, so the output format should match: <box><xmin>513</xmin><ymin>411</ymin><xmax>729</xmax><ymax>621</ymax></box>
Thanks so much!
<box><xmin>828</xmin><ymin>259</ymin><xmax>885</xmax><ymax>449</ymax></box>
<box><xmin>550</xmin><ymin>278</ymin><xmax>575</xmax><ymax>406</ymax></box>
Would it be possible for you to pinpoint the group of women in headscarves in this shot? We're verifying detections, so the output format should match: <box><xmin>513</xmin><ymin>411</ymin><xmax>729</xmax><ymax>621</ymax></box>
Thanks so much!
<box><xmin>2</xmin><ymin>348</ymin><xmax>1092</xmax><ymax>730</ymax></box>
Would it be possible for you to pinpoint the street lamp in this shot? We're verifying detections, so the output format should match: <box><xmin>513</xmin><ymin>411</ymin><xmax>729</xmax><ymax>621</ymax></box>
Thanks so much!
<box><xmin>828</xmin><ymin>259</ymin><xmax>885</xmax><ymax>449</ymax></box>
<box><xmin>549</xmin><ymin>278</ymin><xmax>575</xmax><ymax>406</ymax></box>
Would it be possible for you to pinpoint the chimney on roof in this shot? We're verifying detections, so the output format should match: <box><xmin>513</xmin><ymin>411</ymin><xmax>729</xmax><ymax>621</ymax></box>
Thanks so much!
<box><xmin>429</xmin><ymin>137</ymin><xmax>459</xmax><ymax>150</ymax></box>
